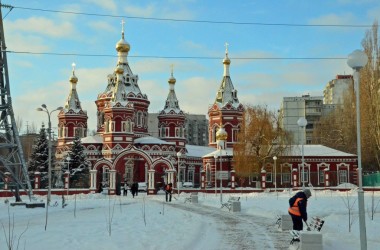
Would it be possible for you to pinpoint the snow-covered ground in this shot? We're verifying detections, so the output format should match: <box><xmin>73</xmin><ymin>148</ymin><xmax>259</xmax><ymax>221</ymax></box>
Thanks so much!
<box><xmin>1</xmin><ymin>189</ymin><xmax>379</xmax><ymax>250</ymax></box>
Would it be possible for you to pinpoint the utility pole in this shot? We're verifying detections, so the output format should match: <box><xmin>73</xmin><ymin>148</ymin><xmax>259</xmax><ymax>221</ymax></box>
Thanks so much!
<box><xmin>0</xmin><ymin>2</ymin><xmax>33</xmax><ymax>201</ymax></box>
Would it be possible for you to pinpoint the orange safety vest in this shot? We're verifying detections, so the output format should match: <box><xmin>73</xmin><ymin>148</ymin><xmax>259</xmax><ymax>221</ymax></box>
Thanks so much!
<box><xmin>288</xmin><ymin>197</ymin><xmax>303</xmax><ymax>216</ymax></box>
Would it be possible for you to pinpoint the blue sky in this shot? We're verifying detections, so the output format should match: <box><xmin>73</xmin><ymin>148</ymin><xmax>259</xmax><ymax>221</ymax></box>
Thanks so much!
<box><xmin>3</xmin><ymin>0</ymin><xmax>379</xmax><ymax>134</ymax></box>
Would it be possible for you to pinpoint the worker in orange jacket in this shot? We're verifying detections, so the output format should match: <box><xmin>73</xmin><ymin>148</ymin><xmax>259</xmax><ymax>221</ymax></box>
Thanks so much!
<box><xmin>288</xmin><ymin>189</ymin><xmax>312</xmax><ymax>231</ymax></box>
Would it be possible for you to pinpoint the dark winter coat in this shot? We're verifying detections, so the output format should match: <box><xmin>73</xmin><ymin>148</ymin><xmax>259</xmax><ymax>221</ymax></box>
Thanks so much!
<box><xmin>288</xmin><ymin>191</ymin><xmax>308</xmax><ymax>221</ymax></box>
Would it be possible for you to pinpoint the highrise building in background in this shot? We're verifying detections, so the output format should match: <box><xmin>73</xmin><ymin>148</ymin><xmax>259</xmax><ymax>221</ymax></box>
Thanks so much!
<box><xmin>280</xmin><ymin>95</ymin><xmax>324</xmax><ymax>145</ymax></box>
<box><xmin>148</xmin><ymin>113</ymin><xmax>208</xmax><ymax>146</ymax></box>
<box><xmin>323</xmin><ymin>75</ymin><xmax>353</xmax><ymax>105</ymax></box>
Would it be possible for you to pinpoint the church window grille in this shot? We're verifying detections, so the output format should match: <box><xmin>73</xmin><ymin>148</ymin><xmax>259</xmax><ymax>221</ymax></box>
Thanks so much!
<box><xmin>124</xmin><ymin>160</ymin><xmax>134</xmax><ymax>184</ymax></box>
<box><xmin>110</xmin><ymin>121</ymin><xmax>115</xmax><ymax>132</ymax></box>
<box><xmin>319</xmin><ymin>170</ymin><xmax>325</xmax><ymax>184</ymax></box>
<box><xmin>188</xmin><ymin>170</ymin><xmax>194</xmax><ymax>183</ymax></box>
<box><xmin>176</xmin><ymin>128</ymin><xmax>179</xmax><ymax>137</ymax></box>
<box><xmin>282</xmin><ymin>173</ymin><xmax>291</xmax><ymax>183</ymax></box>
<box><xmin>137</xmin><ymin>112</ymin><xmax>142</xmax><ymax>127</ymax></box>
<box><xmin>339</xmin><ymin>170</ymin><xmax>347</xmax><ymax>184</ymax></box>
<box><xmin>161</xmin><ymin>127</ymin><xmax>165</xmax><ymax>137</ymax></box>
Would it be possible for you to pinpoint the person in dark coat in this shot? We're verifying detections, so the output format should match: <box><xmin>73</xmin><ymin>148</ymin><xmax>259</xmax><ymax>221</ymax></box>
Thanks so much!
<box><xmin>131</xmin><ymin>183</ymin><xmax>136</xmax><ymax>198</ymax></box>
<box><xmin>288</xmin><ymin>189</ymin><xmax>312</xmax><ymax>231</ymax></box>
<box><xmin>165</xmin><ymin>183</ymin><xmax>173</xmax><ymax>202</ymax></box>
<box><xmin>135</xmin><ymin>182</ymin><xmax>139</xmax><ymax>196</ymax></box>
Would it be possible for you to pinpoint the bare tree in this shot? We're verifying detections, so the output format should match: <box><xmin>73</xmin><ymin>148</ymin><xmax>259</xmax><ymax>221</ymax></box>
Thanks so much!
<box><xmin>340</xmin><ymin>191</ymin><xmax>358</xmax><ymax>232</ymax></box>
<box><xmin>234</xmin><ymin>105</ymin><xmax>291</xmax><ymax>178</ymax></box>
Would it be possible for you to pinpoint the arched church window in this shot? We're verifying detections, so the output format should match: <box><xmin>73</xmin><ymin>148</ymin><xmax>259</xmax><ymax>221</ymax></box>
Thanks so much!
<box><xmin>161</xmin><ymin>127</ymin><xmax>165</xmax><ymax>137</ymax></box>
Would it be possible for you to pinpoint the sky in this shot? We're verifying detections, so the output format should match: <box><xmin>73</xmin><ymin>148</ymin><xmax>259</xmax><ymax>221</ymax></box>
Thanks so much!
<box><xmin>0</xmin><ymin>188</ymin><xmax>379</xmax><ymax>250</ymax></box>
<box><xmin>2</xmin><ymin>0</ymin><xmax>380</xmax><ymax>134</ymax></box>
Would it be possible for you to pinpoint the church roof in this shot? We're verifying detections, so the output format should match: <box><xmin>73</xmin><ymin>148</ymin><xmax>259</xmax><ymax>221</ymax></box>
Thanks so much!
<box><xmin>64</xmin><ymin>63</ymin><xmax>84</xmax><ymax>112</ymax></box>
<box><xmin>186</xmin><ymin>145</ymin><xmax>216</xmax><ymax>158</ymax></box>
<box><xmin>213</xmin><ymin>45</ymin><xmax>240</xmax><ymax>109</ymax></box>
<box><xmin>80</xmin><ymin>134</ymin><xmax>103</xmax><ymax>144</ymax></box>
<box><xmin>283</xmin><ymin>145</ymin><xmax>356</xmax><ymax>157</ymax></box>
<box><xmin>134</xmin><ymin>136</ymin><xmax>175</xmax><ymax>145</ymax></box>
<box><xmin>160</xmin><ymin>69</ymin><xmax>184</xmax><ymax>115</ymax></box>
<box><xmin>202</xmin><ymin>148</ymin><xmax>233</xmax><ymax>158</ymax></box>
<box><xmin>98</xmin><ymin>22</ymin><xmax>147</xmax><ymax>100</ymax></box>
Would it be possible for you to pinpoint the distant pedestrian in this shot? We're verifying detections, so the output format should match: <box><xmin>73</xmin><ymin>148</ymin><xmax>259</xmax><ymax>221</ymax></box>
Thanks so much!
<box><xmin>131</xmin><ymin>183</ymin><xmax>136</xmax><ymax>198</ymax></box>
<box><xmin>288</xmin><ymin>189</ymin><xmax>312</xmax><ymax>231</ymax></box>
<box><xmin>135</xmin><ymin>182</ymin><xmax>139</xmax><ymax>196</ymax></box>
<box><xmin>123</xmin><ymin>183</ymin><xmax>128</xmax><ymax>196</ymax></box>
<box><xmin>165</xmin><ymin>183</ymin><xmax>173</xmax><ymax>202</ymax></box>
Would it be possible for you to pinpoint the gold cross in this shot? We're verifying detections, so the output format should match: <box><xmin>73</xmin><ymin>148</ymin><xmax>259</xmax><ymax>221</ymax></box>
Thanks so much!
<box><xmin>225</xmin><ymin>42</ymin><xmax>229</xmax><ymax>54</ymax></box>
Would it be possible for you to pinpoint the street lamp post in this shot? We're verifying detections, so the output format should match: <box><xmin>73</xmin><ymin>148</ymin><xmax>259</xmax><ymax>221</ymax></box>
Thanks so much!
<box><xmin>66</xmin><ymin>156</ymin><xmax>71</xmax><ymax>196</ymax></box>
<box><xmin>219</xmin><ymin>150</ymin><xmax>223</xmax><ymax>204</ymax></box>
<box><xmin>297</xmin><ymin>117</ymin><xmax>307</xmax><ymax>188</ymax></box>
<box><xmin>36</xmin><ymin>104</ymin><xmax>63</xmax><ymax>205</ymax></box>
<box><xmin>347</xmin><ymin>49</ymin><xmax>368</xmax><ymax>250</ymax></box>
<box><xmin>176</xmin><ymin>151</ymin><xmax>181</xmax><ymax>197</ymax></box>
<box><xmin>214</xmin><ymin>154</ymin><xmax>218</xmax><ymax>196</ymax></box>
<box><xmin>273</xmin><ymin>156</ymin><xmax>277</xmax><ymax>193</ymax></box>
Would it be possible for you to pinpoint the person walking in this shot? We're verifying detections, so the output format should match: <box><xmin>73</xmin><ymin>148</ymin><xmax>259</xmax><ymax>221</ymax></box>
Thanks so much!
<box><xmin>131</xmin><ymin>183</ymin><xmax>136</xmax><ymax>198</ymax></box>
<box><xmin>288</xmin><ymin>189</ymin><xmax>312</xmax><ymax>231</ymax></box>
<box><xmin>123</xmin><ymin>183</ymin><xmax>128</xmax><ymax>196</ymax></box>
<box><xmin>165</xmin><ymin>183</ymin><xmax>172</xmax><ymax>202</ymax></box>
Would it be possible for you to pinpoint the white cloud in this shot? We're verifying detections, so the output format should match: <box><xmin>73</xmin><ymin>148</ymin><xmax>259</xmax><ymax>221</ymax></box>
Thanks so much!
<box><xmin>87</xmin><ymin>21</ymin><xmax>116</xmax><ymax>33</ymax></box>
<box><xmin>309</xmin><ymin>13</ymin><xmax>358</xmax><ymax>26</ymax></box>
<box><xmin>7</xmin><ymin>17</ymin><xmax>76</xmax><ymax>38</ymax></box>
<box><xmin>83</xmin><ymin>0</ymin><xmax>117</xmax><ymax>12</ymax></box>
<box><xmin>123</xmin><ymin>4</ymin><xmax>156</xmax><ymax>18</ymax></box>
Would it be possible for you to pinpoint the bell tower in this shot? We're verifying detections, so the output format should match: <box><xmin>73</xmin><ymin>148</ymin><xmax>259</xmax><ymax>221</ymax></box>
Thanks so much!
<box><xmin>208</xmin><ymin>43</ymin><xmax>244</xmax><ymax>148</ymax></box>
<box><xmin>158</xmin><ymin>66</ymin><xmax>186</xmax><ymax>148</ymax></box>
<box><xmin>56</xmin><ymin>63</ymin><xmax>88</xmax><ymax>159</ymax></box>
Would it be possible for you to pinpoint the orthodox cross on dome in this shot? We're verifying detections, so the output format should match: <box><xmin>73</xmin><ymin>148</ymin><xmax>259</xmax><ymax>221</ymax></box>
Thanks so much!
<box><xmin>72</xmin><ymin>62</ymin><xmax>76</xmax><ymax>75</ymax></box>
<box><xmin>171</xmin><ymin>64</ymin><xmax>174</xmax><ymax>76</ymax></box>
<box><xmin>225</xmin><ymin>42</ymin><xmax>229</xmax><ymax>56</ymax></box>
<box><xmin>121</xmin><ymin>19</ymin><xmax>125</xmax><ymax>38</ymax></box>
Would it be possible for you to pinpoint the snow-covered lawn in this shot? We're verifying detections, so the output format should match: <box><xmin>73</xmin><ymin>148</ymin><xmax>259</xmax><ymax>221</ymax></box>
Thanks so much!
<box><xmin>1</xmin><ymin>189</ymin><xmax>379</xmax><ymax>250</ymax></box>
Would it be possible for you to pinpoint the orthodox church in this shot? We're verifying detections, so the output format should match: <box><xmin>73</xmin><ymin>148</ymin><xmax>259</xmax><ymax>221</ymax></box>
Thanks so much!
<box><xmin>55</xmin><ymin>24</ymin><xmax>243</xmax><ymax>194</ymax></box>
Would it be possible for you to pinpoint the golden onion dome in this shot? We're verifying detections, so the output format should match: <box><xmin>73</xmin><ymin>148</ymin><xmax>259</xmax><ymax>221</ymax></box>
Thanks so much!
<box><xmin>69</xmin><ymin>73</ymin><xmax>78</xmax><ymax>83</ymax></box>
<box><xmin>116</xmin><ymin>38</ymin><xmax>130</xmax><ymax>53</ymax></box>
<box><xmin>223</xmin><ymin>57</ymin><xmax>231</xmax><ymax>65</ymax></box>
<box><xmin>216</xmin><ymin>126</ymin><xmax>228</xmax><ymax>141</ymax></box>
<box><xmin>168</xmin><ymin>75</ymin><xmax>176</xmax><ymax>84</ymax></box>
<box><xmin>114</xmin><ymin>64</ymin><xmax>124</xmax><ymax>74</ymax></box>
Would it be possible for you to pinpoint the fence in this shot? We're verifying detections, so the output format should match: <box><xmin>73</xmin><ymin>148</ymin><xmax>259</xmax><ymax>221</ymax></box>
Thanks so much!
<box><xmin>363</xmin><ymin>172</ymin><xmax>380</xmax><ymax>187</ymax></box>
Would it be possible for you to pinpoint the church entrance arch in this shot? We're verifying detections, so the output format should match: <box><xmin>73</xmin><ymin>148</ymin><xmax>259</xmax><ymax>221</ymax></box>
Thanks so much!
<box><xmin>113</xmin><ymin>149</ymin><xmax>152</xmax><ymax>190</ymax></box>
<box><xmin>93</xmin><ymin>160</ymin><xmax>113</xmax><ymax>193</ymax></box>
<box><xmin>151</xmin><ymin>158</ymin><xmax>174</xmax><ymax>193</ymax></box>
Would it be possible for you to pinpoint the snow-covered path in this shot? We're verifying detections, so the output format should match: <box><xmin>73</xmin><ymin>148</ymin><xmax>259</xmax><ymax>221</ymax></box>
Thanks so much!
<box><xmin>161</xmin><ymin>200</ymin><xmax>290</xmax><ymax>250</ymax></box>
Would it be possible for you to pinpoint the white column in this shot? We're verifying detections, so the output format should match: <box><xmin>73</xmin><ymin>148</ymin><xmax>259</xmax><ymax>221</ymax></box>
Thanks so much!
<box><xmin>109</xmin><ymin>169</ymin><xmax>116</xmax><ymax>194</ymax></box>
<box><xmin>90</xmin><ymin>169</ymin><xmax>97</xmax><ymax>192</ymax></box>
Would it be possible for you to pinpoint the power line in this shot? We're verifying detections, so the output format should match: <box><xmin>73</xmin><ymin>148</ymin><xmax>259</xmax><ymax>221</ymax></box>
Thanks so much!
<box><xmin>11</xmin><ymin>5</ymin><xmax>372</xmax><ymax>28</ymax></box>
<box><xmin>6</xmin><ymin>50</ymin><xmax>348</xmax><ymax>60</ymax></box>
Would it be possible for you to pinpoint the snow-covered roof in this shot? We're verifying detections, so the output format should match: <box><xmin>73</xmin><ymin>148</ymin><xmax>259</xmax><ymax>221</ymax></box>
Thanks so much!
<box><xmin>80</xmin><ymin>135</ymin><xmax>103</xmax><ymax>144</ymax></box>
<box><xmin>186</xmin><ymin>145</ymin><xmax>216</xmax><ymax>158</ymax></box>
<box><xmin>202</xmin><ymin>148</ymin><xmax>233</xmax><ymax>158</ymax></box>
<box><xmin>134</xmin><ymin>136</ymin><xmax>175</xmax><ymax>145</ymax></box>
<box><xmin>283</xmin><ymin>145</ymin><xmax>356</xmax><ymax>157</ymax></box>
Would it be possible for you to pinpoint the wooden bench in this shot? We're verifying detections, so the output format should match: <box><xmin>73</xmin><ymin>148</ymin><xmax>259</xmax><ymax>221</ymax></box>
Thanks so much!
<box><xmin>290</xmin><ymin>216</ymin><xmax>325</xmax><ymax>245</ymax></box>
<box><xmin>184</xmin><ymin>192</ymin><xmax>198</xmax><ymax>203</ymax></box>
<box><xmin>221</xmin><ymin>196</ymin><xmax>240</xmax><ymax>211</ymax></box>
